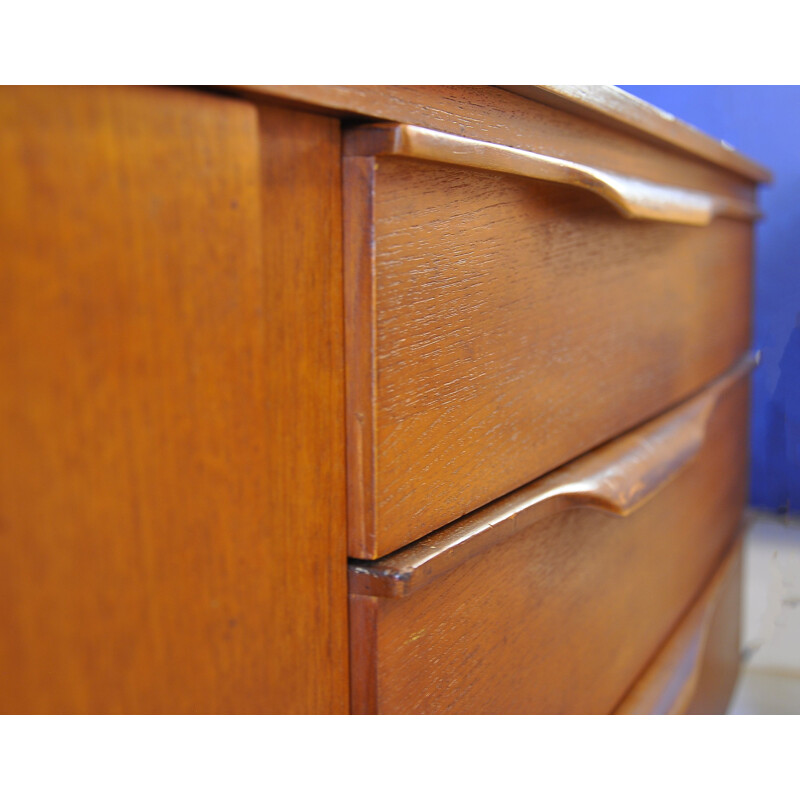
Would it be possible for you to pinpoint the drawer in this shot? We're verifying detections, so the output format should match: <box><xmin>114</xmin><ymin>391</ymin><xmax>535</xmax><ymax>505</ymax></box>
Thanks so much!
<box><xmin>348</xmin><ymin>359</ymin><xmax>750</xmax><ymax>714</ymax></box>
<box><xmin>615</xmin><ymin>535</ymin><xmax>742</xmax><ymax>714</ymax></box>
<box><xmin>344</xmin><ymin>124</ymin><xmax>757</xmax><ymax>558</ymax></box>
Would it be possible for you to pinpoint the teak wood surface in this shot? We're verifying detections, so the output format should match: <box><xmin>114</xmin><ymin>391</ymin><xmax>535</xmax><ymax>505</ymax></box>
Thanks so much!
<box><xmin>345</xmin><ymin>124</ymin><xmax>759</xmax><ymax>225</ymax></box>
<box><xmin>349</xmin><ymin>374</ymin><xmax>749</xmax><ymax>714</ymax></box>
<box><xmin>499</xmin><ymin>86</ymin><xmax>769</xmax><ymax>183</ymax></box>
<box><xmin>0</xmin><ymin>85</ymin><xmax>769</xmax><ymax>715</ymax></box>
<box><xmin>239</xmin><ymin>86</ymin><xmax>761</xmax><ymax>199</ymax></box>
<box><xmin>614</xmin><ymin>536</ymin><xmax>743</xmax><ymax>714</ymax></box>
<box><xmin>350</xmin><ymin>355</ymin><xmax>754</xmax><ymax>598</ymax></box>
<box><xmin>345</xmin><ymin>145</ymin><xmax>753</xmax><ymax>558</ymax></box>
<box><xmin>0</xmin><ymin>87</ymin><xmax>348</xmax><ymax>713</ymax></box>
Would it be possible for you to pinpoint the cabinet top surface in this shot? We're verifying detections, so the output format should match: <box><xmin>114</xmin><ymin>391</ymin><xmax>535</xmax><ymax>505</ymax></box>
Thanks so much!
<box><xmin>502</xmin><ymin>86</ymin><xmax>769</xmax><ymax>182</ymax></box>
<box><xmin>240</xmin><ymin>85</ymin><xmax>770</xmax><ymax>183</ymax></box>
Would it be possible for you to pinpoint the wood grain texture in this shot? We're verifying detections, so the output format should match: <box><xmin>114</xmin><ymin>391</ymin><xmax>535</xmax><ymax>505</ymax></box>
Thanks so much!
<box><xmin>349</xmin><ymin>595</ymin><xmax>379</xmax><ymax>715</ymax></box>
<box><xmin>346</xmin><ymin>151</ymin><xmax>753</xmax><ymax>558</ymax></box>
<box><xmin>684</xmin><ymin>536</ymin><xmax>744</xmax><ymax>714</ymax></box>
<box><xmin>343</xmin><ymin>156</ymin><xmax>379</xmax><ymax>555</ymax></box>
<box><xmin>349</xmin><ymin>376</ymin><xmax>749</xmax><ymax>714</ymax></box>
<box><xmin>500</xmin><ymin>86</ymin><xmax>770</xmax><ymax>183</ymax></box>
<box><xmin>345</xmin><ymin>124</ymin><xmax>759</xmax><ymax>225</ymax></box>
<box><xmin>0</xmin><ymin>87</ymin><xmax>348</xmax><ymax>713</ymax></box>
<box><xmin>614</xmin><ymin>536</ymin><xmax>743</xmax><ymax>715</ymax></box>
<box><xmin>350</xmin><ymin>355</ymin><xmax>754</xmax><ymax>598</ymax></box>
<box><xmin>238</xmin><ymin>86</ymin><xmax>758</xmax><ymax>201</ymax></box>
<box><xmin>256</xmin><ymin>104</ymin><xmax>349</xmax><ymax>714</ymax></box>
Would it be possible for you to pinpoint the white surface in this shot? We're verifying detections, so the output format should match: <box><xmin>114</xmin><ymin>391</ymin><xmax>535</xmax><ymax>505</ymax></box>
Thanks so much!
<box><xmin>728</xmin><ymin>512</ymin><xmax>800</xmax><ymax>714</ymax></box>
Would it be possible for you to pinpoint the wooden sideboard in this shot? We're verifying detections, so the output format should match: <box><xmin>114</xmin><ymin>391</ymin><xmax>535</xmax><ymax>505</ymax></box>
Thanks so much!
<box><xmin>0</xmin><ymin>86</ymin><xmax>769</xmax><ymax>714</ymax></box>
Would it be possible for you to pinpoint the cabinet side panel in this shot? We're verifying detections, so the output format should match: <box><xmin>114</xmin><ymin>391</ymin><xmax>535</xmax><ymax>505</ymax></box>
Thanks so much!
<box><xmin>0</xmin><ymin>87</ymin><xmax>348</xmax><ymax>712</ymax></box>
<box><xmin>257</xmin><ymin>104</ymin><xmax>349</xmax><ymax>713</ymax></box>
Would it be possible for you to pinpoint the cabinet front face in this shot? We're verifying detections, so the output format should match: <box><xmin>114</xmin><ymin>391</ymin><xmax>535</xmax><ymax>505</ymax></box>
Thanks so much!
<box><xmin>345</xmin><ymin>131</ymin><xmax>753</xmax><ymax>559</ymax></box>
<box><xmin>0</xmin><ymin>87</ymin><xmax>349</xmax><ymax>714</ymax></box>
<box><xmin>615</xmin><ymin>538</ymin><xmax>743</xmax><ymax>715</ymax></box>
<box><xmin>350</xmin><ymin>373</ymin><xmax>748</xmax><ymax>715</ymax></box>
<box><xmin>0</xmin><ymin>85</ymin><xmax>763</xmax><ymax>716</ymax></box>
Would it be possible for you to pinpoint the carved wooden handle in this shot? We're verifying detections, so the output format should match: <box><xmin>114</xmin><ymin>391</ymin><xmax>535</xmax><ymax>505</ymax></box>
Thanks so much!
<box><xmin>345</xmin><ymin>124</ymin><xmax>759</xmax><ymax>226</ymax></box>
<box><xmin>541</xmin><ymin>386</ymin><xmax>718</xmax><ymax>518</ymax></box>
<box><xmin>349</xmin><ymin>354</ymin><xmax>755</xmax><ymax>598</ymax></box>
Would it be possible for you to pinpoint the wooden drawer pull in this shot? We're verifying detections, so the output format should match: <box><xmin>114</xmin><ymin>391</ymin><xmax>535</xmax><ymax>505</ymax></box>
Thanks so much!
<box><xmin>345</xmin><ymin>124</ymin><xmax>758</xmax><ymax>226</ymax></box>
<box><xmin>349</xmin><ymin>354</ymin><xmax>756</xmax><ymax>598</ymax></box>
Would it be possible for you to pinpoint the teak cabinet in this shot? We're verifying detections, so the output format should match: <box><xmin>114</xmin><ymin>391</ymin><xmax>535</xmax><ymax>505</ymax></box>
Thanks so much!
<box><xmin>0</xmin><ymin>86</ymin><xmax>769</xmax><ymax>714</ymax></box>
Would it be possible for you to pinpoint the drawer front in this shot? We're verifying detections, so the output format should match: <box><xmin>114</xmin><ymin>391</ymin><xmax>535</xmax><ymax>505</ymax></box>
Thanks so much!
<box><xmin>345</xmin><ymin>125</ymin><xmax>755</xmax><ymax>558</ymax></box>
<box><xmin>615</xmin><ymin>536</ymin><xmax>742</xmax><ymax>715</ymax></box>
<box><xmin>349</xmin><ymin>365</ymin><xmax>749</xmax><ymax>714</ymax></box>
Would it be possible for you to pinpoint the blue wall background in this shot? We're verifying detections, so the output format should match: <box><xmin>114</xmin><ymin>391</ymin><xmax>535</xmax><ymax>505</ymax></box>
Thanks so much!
<box><xmin>619</xmin><ymin>86</ymin><xmax>800</xmax><ymax>514</ymax></box>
